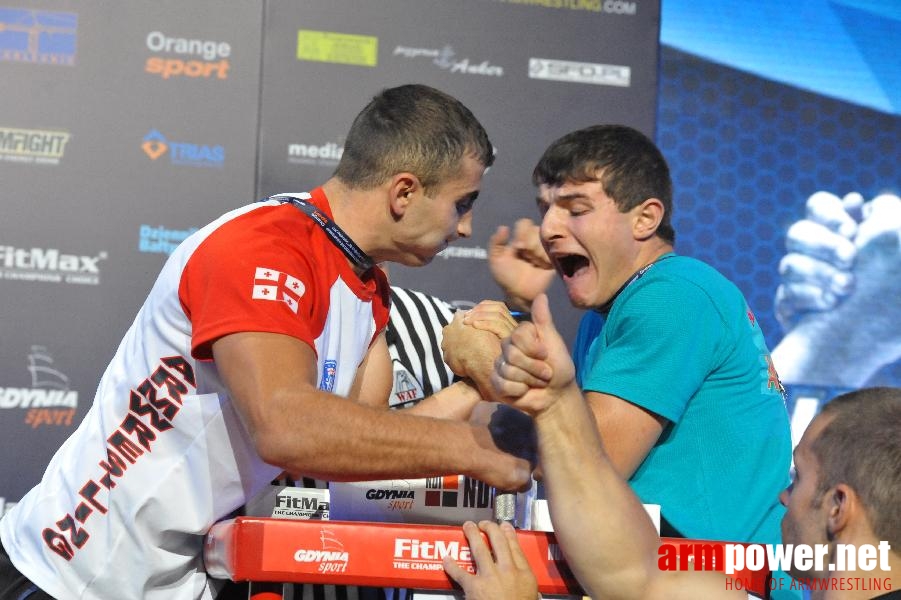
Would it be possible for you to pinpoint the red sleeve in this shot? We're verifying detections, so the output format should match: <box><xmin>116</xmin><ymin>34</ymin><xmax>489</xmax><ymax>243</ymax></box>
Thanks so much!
<box><xmin>178</xmin><ymin>206</ymin><xmax>327</xmax><ymax>360</ymax></box>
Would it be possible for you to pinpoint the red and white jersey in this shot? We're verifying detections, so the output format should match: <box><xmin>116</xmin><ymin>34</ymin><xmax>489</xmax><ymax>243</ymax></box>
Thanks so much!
<box><xmin>0</xmin><ymin>189</ymin><xmax>389</xmax><ymax>600</ymax></box>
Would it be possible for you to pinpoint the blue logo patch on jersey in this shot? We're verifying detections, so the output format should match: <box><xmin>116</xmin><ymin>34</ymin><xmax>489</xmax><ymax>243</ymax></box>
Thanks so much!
<box><xmin>319</xmin><ymin>359</ymin><xmax>337</xmax><ymax>392</ymax></box>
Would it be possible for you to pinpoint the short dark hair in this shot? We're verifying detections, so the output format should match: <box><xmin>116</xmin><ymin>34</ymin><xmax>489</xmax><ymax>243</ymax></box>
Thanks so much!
<box><xmin>532</xmin><ymin>124</ymin><xmax>675</xmax><ymax>244</ymax></box>
<box><xmin>333</xmin><ymin>84</ymin><xmax>494</xmax><ymax>193</ymax></box>
<box><xmin>811</xmin><ymin>387</ymin><xmax>901</xmax><ymax>548</ymax></box>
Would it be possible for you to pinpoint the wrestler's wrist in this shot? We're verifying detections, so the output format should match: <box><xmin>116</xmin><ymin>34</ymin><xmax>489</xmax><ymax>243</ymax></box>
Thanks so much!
<box><xmin>531</xmin><ymin>380</ymin><xmax>581</xmax><ymax>423</ymax></box>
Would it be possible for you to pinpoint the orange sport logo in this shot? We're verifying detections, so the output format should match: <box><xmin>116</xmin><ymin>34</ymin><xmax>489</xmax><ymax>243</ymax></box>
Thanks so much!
<box><xmin>144</xmin><ymin>30</ymin><xmax>230</xmax><ymax>80</ymax></box>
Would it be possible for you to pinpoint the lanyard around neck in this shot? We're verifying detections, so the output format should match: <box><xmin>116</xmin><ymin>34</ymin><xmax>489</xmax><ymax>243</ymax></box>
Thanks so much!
<box><xmin>595</xmin><ymin>253</ymin><xmax>674</xmax><ymax>315</ymax></box>
<box><xmin>269</xmin><ymin>193</ymin><xmax>374</xmax><ymax>273</ymax></box>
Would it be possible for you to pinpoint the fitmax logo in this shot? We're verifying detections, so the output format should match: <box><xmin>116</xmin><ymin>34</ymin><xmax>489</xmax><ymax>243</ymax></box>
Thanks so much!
<box><xmin>0</xmin><ymin>245</ymin><xmax>106</xmax><ymax>285</ymax></box>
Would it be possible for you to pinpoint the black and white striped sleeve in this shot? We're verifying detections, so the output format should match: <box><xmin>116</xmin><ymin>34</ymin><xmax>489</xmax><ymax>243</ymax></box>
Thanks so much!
<box><xmin>387</xmin><ymin>286</ymin><xmax>458</xmax><ymax>399</ymax></box>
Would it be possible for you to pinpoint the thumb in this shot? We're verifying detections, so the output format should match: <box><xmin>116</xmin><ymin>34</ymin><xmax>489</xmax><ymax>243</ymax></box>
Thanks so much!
<box><xmin>530</xmin><ymin>294</ymin><xmax>557</xmax><ymax>339</ymax></box>
<box><xmin>488</xmin><ymin>225</ymin><xmax>511</xmax><ymax>256</ymax></box>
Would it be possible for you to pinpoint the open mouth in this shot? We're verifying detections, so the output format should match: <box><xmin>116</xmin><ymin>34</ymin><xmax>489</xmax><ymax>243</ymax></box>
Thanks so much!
<box><xmin>557</xmin><ymin>254</ymin><xmax>589</xmax><ymax>278</ymax></box>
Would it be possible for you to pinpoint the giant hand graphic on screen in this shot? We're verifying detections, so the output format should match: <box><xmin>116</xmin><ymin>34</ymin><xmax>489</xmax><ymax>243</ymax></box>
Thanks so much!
<box><xmin>772</xmin><ymin>191</ymin><xmax>901</xmax><ymax>387</ymax></box>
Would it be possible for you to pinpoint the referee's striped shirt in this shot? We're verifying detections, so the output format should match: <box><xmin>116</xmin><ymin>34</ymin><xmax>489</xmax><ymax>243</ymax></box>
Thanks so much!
<box><xmin>386</xmin><ymin>287</ymin><xmax>458</xmax><ymax>406</ymax></box>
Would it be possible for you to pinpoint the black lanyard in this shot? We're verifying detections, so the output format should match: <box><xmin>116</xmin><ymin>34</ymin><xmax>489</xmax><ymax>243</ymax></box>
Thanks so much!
<box><xmin>269</xmin><ymin>193</ymin><xmax>374</xmax><ymax>272</ymax></box>
<box><xmin>595</xmin><ymin>253</ymin><xmax>674</xmax><ymax>315</ymax></box>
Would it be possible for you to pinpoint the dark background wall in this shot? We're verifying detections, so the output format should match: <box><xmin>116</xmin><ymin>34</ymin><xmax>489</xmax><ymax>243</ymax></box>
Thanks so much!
<box><xmin>2</xmin><ymin>0</ymin><xmax>898</xmax><ymax>513</ymax></box>
<box><xmin>0</xmin><ymin>0</ymin><xmax>660</xmax><ymax>506</ymax></box>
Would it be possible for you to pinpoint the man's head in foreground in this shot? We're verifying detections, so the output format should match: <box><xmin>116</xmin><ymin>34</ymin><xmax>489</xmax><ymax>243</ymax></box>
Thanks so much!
<box><xmin>780</xmin><ymin>386</ymin><xmax>901</xmax><ymax>580</ymax></box>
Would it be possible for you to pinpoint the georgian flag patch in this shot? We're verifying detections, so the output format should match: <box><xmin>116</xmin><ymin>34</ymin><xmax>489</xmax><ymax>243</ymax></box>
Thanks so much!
<box><xmin>251</xmin><ymin>267</ymin><xmax>305</xmax><ymax>313</ymax></box>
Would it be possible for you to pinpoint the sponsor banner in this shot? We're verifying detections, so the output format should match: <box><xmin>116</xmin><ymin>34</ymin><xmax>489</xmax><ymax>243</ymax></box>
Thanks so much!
<box><xmin>204</xmin><ymin>516</ymin><xmax>583</xmax><ymax>594</ymax></box>
<box><xmin>141</xmin><ymin>129</ymin><xmax>225</xmax><ymax>168</ymax></box>
<box><xmin>287</xmin><ymin>140</ymin><xmax>343</xmax><ymax>167</ymax></box>
<box><xmin>296</xmin><ymin>30</ymin><xmax>378</xmax><ymax>67</ymax></box>
<box><xmin>392</xmin><ymin>45</ymin><xmax>503</xmax><ymax>77</ymax></box>
<box><xmin>529</xmin><ymin>57</ymin><xmax>631</xmax><ymax>87</ymax></box>
<box><xmin>0</xmin><ymin>127</ymin><xmax>70</xmax><ymax>165</ymax></box>
<box><xmin>488</xmin><ymin>0</ymin><xmax>638</xmax><ymax>15</ymax></box>
<box><xmin>0</xmin><ymin>244</ymin><xmax>107</xmax><ymax>285</ymax></box>
<box><xmin>329</xmin><ymin>476</ymin><xmax>506</xmax><ymax>526</ymax></box>
<box><xmin>138</xmin><ymin>224</ymin><xmax>198</xmax><ymax>256</ymax></box>
<box><xmin>0</xmin><ymin>346</ymin><xmax>78</xmax><ymax>429</ymax></box>
<box><xmin>0</xmin><ymin>7</ymin><xmax>77</xmax><ymax>65</ymax></box>
<box><xmin>435</xmin><ymin>245</ymin><xmax>487</xmax><ymax>260</ymax></box>
<box><xmin>144</xmin><ymin>30</ymin><xmax>231</xmax><ymax>80</ymax></box>
<box><xmin>245</xmin><ymin>486</ymin><xmax>330</xmax><ymax>520</ymax></box>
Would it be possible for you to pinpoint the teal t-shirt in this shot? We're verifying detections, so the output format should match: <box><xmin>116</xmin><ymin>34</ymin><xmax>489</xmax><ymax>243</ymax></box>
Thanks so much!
<box><xmin>574</xmin><ymin>254</ymin><xmax>792</xmax><ymax>548</ymax></box>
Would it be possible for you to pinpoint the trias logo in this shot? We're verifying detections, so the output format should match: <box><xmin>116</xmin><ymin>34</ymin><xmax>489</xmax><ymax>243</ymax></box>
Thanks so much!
<box><xmin>0</xmin><ymin>345</ymin><xmax>78</xmax><ymax>428</ymax></box>
<box><xmin>141</xmin><ymin>129</ymin><xmax>225</xmax><ymax>168</ymax></box>
<box><xmin>0</xmin><ymin>244</ymin><xmax>106</xmax><ymax>285</ymax></box>
<box><xmin>144</xmin><ymin>30</ymin><xmax>230</xmax><ymax>80</ymax></box>
<box><xmin>294</xmin><ymin>529</ymin><xmax>349</xmax><ymax>574</ymax></box>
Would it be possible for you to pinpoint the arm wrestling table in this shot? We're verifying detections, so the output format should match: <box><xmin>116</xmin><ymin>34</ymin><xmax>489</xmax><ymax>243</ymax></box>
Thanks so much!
<box><xmin>203</xmin><ymin>517</ymin><xmax>771</xmax><ymax>598</ymax></box>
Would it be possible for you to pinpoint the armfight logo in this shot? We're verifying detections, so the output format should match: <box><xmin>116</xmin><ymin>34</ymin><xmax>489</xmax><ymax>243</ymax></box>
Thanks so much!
<box><xmin>0</xmin><ymin>8</ymin><xmax>77</xmax><ymax>65</ymax></box>
<box><xmin>0</xmin><ymin>243</ymin><xmax>106</xmax><ymax>285</ymax></box>
<box><xmin>393</xmin><ymin>45</ymin><xmax>503</xmax><ymax>77</ymax></box>
<box><xmin>0</xmin><ymin>127</ymin><xmax>70</xmax><ymax>166</ymax></box>
<box><xmin>0</xmin><ymin>345</ymin><xmax>78</xmax><ymax>428</ymax></box>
